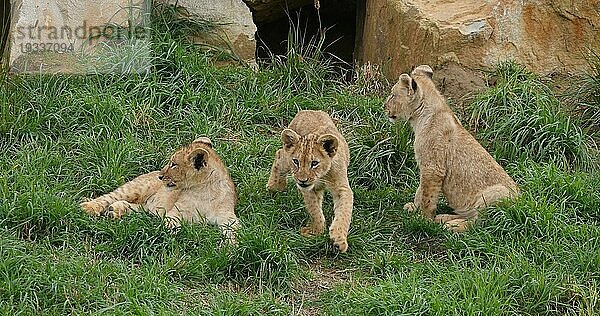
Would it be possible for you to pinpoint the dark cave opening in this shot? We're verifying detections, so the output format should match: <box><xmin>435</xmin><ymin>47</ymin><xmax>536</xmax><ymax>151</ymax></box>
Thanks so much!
<box><xmin>254</xmin><ymin>0</ymin><xmax>358</xmax><ymax>68</ymax></box>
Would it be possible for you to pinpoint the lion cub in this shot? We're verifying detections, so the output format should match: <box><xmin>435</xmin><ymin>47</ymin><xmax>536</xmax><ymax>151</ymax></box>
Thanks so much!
<box><xmin>80</xmin><ymin>137</ymin><xmax>239</xmax><ymax>242</ymax></box>
<box><xmin>267</xmin><ymin>110</ymin><xmax>353</xmax><ymax>252</ymax></box>
<box><xmin>384</xmin><ymin>65</ymin><xmax>519</xmax><ymax>232</ymax></box>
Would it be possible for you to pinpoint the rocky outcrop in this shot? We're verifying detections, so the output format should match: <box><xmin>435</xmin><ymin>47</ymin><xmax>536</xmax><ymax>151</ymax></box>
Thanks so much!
<box><xmin>358</xmin><ymin>0</ymin><xmax>600</xmax><ymax>97</ymax></box>
<box><xmin>178</xmin><ymin>0</ymin><xmax>257</xmax><ymax>65</ymax></box>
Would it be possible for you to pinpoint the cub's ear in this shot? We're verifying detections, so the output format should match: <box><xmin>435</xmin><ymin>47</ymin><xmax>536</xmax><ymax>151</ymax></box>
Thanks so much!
<box><xmin>318</xmin><ymin>134</ymin><xmax>339</xmax><ymax>158</ymax></box>
<box><xmin>187</xmin><ymin>148</ymin><xmax>210</xmax><ymax>170</ymax></box>
<box><xmin>399</xmin><ymin>74</ymin><xmax>417</xmax><ymax>94</ymax></box>
<box><xmin>281</xmin><ymin>129</ymin><xmax>300</xmax><ymax>150</ymax></box>
<box><xmin>411</xmin><ymin>65</ymin><xmax>433</xmax><ymax>78</ymax></box>
<box><xmin>193</xmin><ymin>136</ymin><xmax>213</xmax><ymax>148</ymax></box>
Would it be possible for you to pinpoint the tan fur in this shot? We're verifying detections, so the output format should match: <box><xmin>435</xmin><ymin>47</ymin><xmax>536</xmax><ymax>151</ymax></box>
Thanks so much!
<box><xmin>267</xmin><ymin>110</ymin><xmax>353</xmax><ymax>252</ymax></box>
<box><xmin>80</xmin><ymin>137</ymin><xmax>239</xmax><ymax>242</ymax></box>
<box><xmin>384</xmin><ymin>65</ymin><xmax>519</xmax><ymax>232</ymax></box>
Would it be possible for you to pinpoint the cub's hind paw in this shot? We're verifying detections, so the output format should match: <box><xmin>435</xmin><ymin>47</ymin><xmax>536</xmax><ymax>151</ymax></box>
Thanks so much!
<box><xmin>107</xmin><ymin>201</ymin><xmax>130</xmax><ymax>219</ymax></box>
<box><xmin>434</xmin><ymin>214</ymin><xmax>462</xmax><ymax>224</ymax></box>
<box><xmin>403</xmin><ymin>202</ymin><xmax>418</xmax><ymax>212</ymax></box>
<box><xmin>300</xmin><ymin>225</ymin><xmax>324</xmax><ymax>237</ymax></box>
<box><xmin>443</xmin><ymin>219</ymin><xmax>470</xmax><ymax>233</ymax></box>
<box><xmin>80</xmin><ymin>201</ymin><xmax>104</xmax><ymax>216</ymax></box>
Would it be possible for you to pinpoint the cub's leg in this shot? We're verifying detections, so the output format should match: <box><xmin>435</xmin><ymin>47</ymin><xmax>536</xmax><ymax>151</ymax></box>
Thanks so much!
<box><xmin>329</xmin><ymin>185</ymin><xmax>353</xmax><ymax>253</ymax></box>
<box><xmin>438</xmin><ymin>184</ymin><xmax>517</xmax><ymax>233</ymax></box>
<box><xmin>405</xmin><ymin>171</ymin><xmax>443</xmax><ymax>219</ymax></box>
<box><xmin>470</xmin><ymin>184</ymin><xmax>518</xmax><ymax>210</ymax></box>
<box><xmin>299</xmin><ymin>188</ymin><xmax>326</xmax><ymax>236</ymax></box>
<box><xmin>80</xmin><ymin>171</ymin><xmax>161</xmax><ymax>216</ymax></box>
<box><xmin>267</xmin><ymin>149</ymin><xmax>290</xmax><ymax>191</ymax></box>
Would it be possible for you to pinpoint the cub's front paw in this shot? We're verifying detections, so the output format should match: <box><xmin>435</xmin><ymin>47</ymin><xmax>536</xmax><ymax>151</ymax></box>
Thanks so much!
<box><xmin>266</xmin><ymin>177</ymin><xmax>287</xmax><ymax>192</ymax></box>
<box><xmin>330</xmin><ymin>234</ymin><xmax>348</xmax><ymax>253</ymax></box>
<box><xmin>329</xmin><ymin>225</ymin><xmax>348</xmax><ymax>253</ymax></box>
<box><xmin>300</xmin><ymin>225</ymin><xmax>324</xmax><ymax>237</ymax></box>
<box><xmin>80</xmin><ymin>201</ymin><xmax>104</xmax><ymax>216</ymax></box>
<box><xmin>107</xmin><ymin>201</ymin><xmax>130</xmax><ymax>219</ymax></box>
<box><xmin>164</xmin><ymin>216</ymin><xmax>182</xmax><ymax>230</ymax></box>
<box><xmin>403</xmin><ymin>202</ymin><xmax>418</xmax><ymax>212</ymax></box>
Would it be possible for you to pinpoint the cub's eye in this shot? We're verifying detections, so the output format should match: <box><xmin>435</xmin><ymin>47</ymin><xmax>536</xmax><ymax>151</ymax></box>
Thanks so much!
<box><xmin>310</xmin><ymin>160</ymin><xmax>319</xmax><ymax>168</ymax></box>
<box><xmin>292</xmin><ymin>158</ymin><xmax>299</xmax><ymax>167</ymax></box>
<box><xmin>170</xmin><ymin>162</ymin><xmax>178</xmax><ymax>169</ymax></box>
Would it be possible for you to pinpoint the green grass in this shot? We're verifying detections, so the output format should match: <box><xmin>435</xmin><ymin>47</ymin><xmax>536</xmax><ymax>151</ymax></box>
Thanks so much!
<box><xmin>468</xmin><ymin>61</ymin><xmax>597</xmax><ymax>171</ymax></box>
<box><xmin>1</xmin><ymin>26</ymin><xmax>599</xmax><ymax>315</ymax></box>
<box><xmin>566</xmin><ymin>50</ymin><xmax>600</xmax><ymax>136</ymax></box>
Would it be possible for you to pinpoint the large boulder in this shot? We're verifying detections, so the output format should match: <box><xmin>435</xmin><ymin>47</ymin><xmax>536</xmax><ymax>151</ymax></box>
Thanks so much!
<box><xmin>177</xmin><ymin>0</ymin><xmax>257</xmax><ymax>65</ymax></box>
<box><xmin>357</xmin><ymin>0</ymin><xmax>600</xmax><ymax>97</ymax></box>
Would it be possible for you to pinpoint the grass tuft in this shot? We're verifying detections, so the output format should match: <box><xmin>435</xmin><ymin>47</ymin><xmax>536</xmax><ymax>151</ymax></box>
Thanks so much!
<box><xmin>262</xmin><ymin>15</ymin><xmax>342</xmax><ymax>95</ymax></box>
<box><xmin>469</xmin><ymin>61</ymin><xmax>597</xmax><ymax>170</ymax></box>
<box><xmin>566</xmin><ymin>50</ymin><xmax>600</xmax><ymax>136</ymax></box>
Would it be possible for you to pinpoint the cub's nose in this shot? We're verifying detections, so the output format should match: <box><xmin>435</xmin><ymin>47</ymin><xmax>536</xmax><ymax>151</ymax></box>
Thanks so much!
<box><xmin>298</xmin><ymin>179</ymin><xmax>310</xmax><ymax>187</ymax></box>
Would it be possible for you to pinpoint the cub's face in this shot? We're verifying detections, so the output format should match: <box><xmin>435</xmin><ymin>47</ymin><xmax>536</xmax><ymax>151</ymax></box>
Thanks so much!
<box><xmin>384</xmin><ymin>73</ymin><xmax>419</xmax><ymax>122</ymax></box>
<box><xmin>281</xmin><ymin>129</ymin><xmax>339</xmax><ymax>191</ymax></box>
<box><xmin>159</xmin><ymin>137</ymin><xmax>213</xmax><ymax>188</ymax></box>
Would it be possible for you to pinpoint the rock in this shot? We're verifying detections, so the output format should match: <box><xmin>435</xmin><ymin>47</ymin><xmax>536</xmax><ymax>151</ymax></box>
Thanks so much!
<box><xmin>7</xmin><ymin>0</ymin><xmax>258</xmax><ymax>72</ymax></box>
<box><xmin>9</xmin><ymin>0</ymin><xmax>151</xmax><ymax>73</ymax></box>
<box><xmin>244</xmin><ymin>0</ymin><xmax>313</xmax><ymax>23</ymax></box>
<box><xmin>357</xmin><ymin>0</ymin><xmax>600</xmax><ymax>98</ymax></box>
<box><xmin>177</xmin><ymin>0</ymin><xmax>257</xmax><ymax>65</ymax></box>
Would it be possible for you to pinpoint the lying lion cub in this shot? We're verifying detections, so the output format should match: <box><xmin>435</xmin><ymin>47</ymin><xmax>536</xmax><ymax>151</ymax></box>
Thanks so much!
<box><xmin>384</xmin><ymin>65</ymin><xmax>519</xmax><ymax>232</ymax></box>
<box><xmin>81</xmin><ymin>137</ymin><xmax>239</xmax><ymax>242</ymax></box>
<box><xmin>267</xmin><ymin>110</ymin><xmax>353</xmax><ymax>252</ymax></box>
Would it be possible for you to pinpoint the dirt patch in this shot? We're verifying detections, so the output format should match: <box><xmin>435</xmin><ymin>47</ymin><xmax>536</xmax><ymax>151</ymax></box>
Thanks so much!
<box><xmin>290</xmin><ymin>260</ymin><xmax>354</xmax><ymax>316</ymax></box>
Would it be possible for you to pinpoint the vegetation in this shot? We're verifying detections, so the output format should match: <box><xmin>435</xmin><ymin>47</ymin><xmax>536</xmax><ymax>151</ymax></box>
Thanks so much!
<box><xmin>0</xmin><ymin>11</ymin><xmax>598</xmax><ymax>315</ymax></box>
<box><xmin>566</xmin><ymin>50</ymin><xmax>600</xmax><ymax>135</ymax></box>
<box><xmin>469</xmin><ymin>62</ymin><xmax>597</xmax><ymax>170</ymax></box>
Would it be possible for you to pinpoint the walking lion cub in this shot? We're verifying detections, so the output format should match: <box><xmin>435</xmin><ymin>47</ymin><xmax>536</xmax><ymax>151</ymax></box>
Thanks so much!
<box><xmin>267</xmin><ymin>110</ymin><xmax>353</xmax><ymax>252</ymax></box>
<box><xmin>80</xmin><ymin>137</ymin><xmax>239</xmax><ymax>242</ymax></box>
<box><xmin>384</xmin><ymin>65</ymin><xmax>519</xmax><ymax>232</ymax></box>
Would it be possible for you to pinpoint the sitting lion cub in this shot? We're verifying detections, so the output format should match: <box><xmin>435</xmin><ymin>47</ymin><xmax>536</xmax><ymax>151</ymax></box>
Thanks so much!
<box><xmin>267</xmin><ymin>110</ymin><xmax>353</xmax><ymax>252</ymax></box>
<box><xmin>384</xmin><ymin>65</ymin><xmax>519</xmax><ymax>232</ymax></box>
<box><xmin>80</xmin><ymin>137</ymin><xmax>239</xmax><ymax>242</ymax></box>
